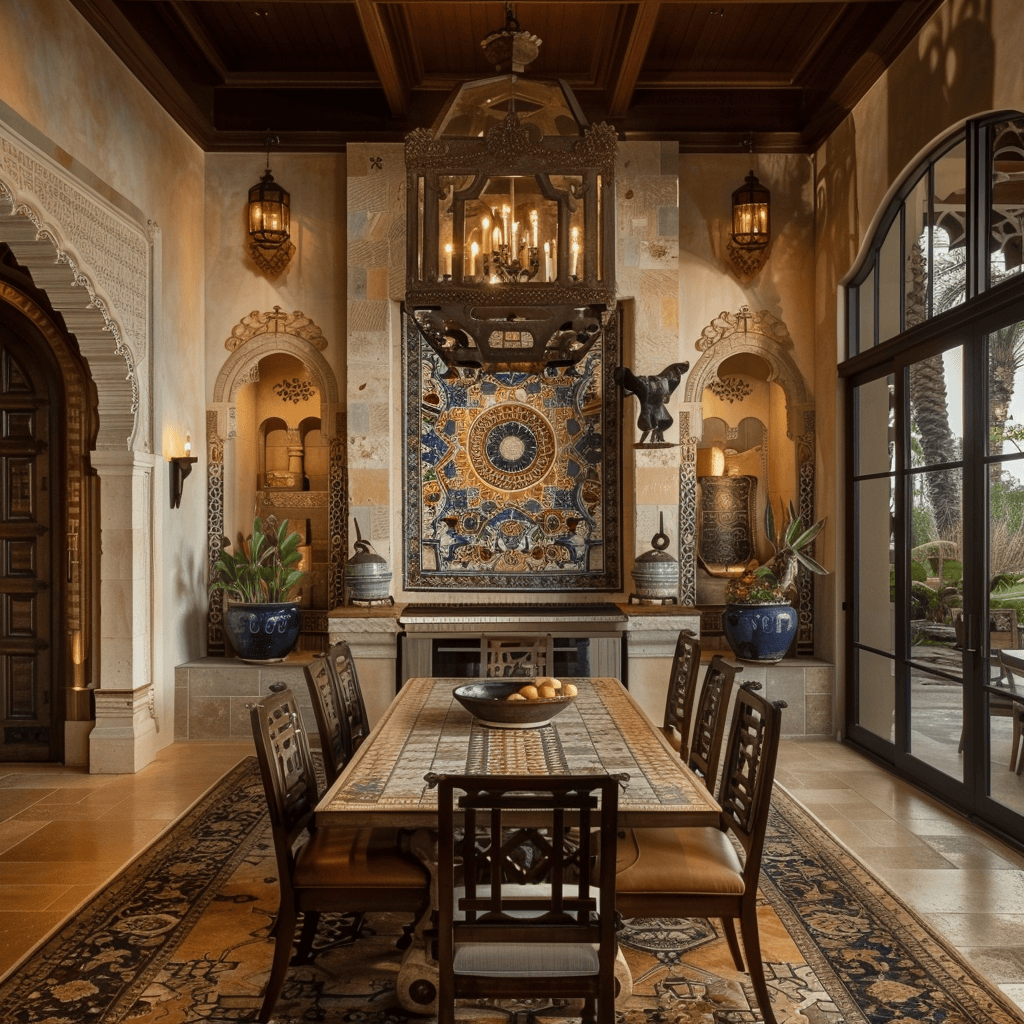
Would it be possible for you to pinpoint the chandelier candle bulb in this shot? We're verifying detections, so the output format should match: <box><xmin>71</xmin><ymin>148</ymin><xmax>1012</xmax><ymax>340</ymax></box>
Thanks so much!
<box><xmin>530</xmin><ymin>209</ymin><xmax>538</xmax><ymax>247</ymax></box>
<box><xmin>444</xmin><ymin>243</ymin><xmax>452</xmax><ymax>277</ymax></box>
<box><xmin>469</xmin><ymin>241</ymin><xmax>478</xmax><ymax>277</ymax></box>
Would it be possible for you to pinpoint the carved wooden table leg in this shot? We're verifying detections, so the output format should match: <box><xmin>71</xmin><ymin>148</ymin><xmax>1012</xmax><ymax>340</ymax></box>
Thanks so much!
<box><xmin>395</xmin><ymin>827</ymin><xmax>440</xmax><ymax>1014</ymax></box>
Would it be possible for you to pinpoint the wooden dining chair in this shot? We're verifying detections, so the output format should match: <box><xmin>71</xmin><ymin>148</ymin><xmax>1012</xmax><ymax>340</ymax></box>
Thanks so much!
<box><xmin>688</xmin><ymin>655</ymin><xmax>742</xmax><ymax>791</ymax></box>
<box><xmin>996</xmin><ymin>650</ymin><xmax>1024</xmax><ymax>774</ymax></box>
<box><xmin>248</xmin><ymin>687</ymin><xmax>429</xmax><ymax>1023</ymax></box>
<box><xmin>485</xmin><ymin>635</ymin><xmax>555</xmax><ymax>678</ymax></box>
<box><xmin>662</xmin><ymin>629</ymin><xmax>702</xmax><ymax>755</ymax></box>
<box><xmin>433</xmin><ymin>772</ymin><xmax>622</xmax><ymax>1024</ymax></box>
<box><xmin>324</xmin><ymin>640</ymin><xmax>371</xmax><ymax>756</ymax></box>
<box><xmin>609</xmin><ymin>688</ymin><xmax>786</xmax><ymax>1024</ymax></box>
<box><xmin>302</xmin><ymin>653</ymin><xmax>350</xmax><ymax>788</ymax></box>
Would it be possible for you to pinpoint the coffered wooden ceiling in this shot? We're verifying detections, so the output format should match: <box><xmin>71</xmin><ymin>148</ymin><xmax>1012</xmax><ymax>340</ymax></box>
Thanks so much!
<box><xmin>70</xmin><ymin>0</ymin><xmax>943</xmax><ymax>152</ymax></box>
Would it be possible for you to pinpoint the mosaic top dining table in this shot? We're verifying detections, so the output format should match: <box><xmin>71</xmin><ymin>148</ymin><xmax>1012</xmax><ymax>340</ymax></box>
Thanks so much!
<box><xmin>314</xmin><ymin>675</ymin><xmax>721</xmax><ymax>1013</ymax></box>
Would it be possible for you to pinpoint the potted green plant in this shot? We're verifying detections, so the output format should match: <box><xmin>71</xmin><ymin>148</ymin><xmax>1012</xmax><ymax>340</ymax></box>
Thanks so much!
<box><xmin>722</xmin><ymin>501</ymin><xmax>828</xmax><ymax>663</ymax></box>
<box><xmin>209</xmin><ymin>515</ymin><xmax>306</xmax><ymax>663</ymax></box>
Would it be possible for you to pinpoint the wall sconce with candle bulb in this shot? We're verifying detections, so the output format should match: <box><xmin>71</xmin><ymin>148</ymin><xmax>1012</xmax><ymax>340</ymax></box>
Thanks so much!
<box><xmin>169</xmin><ymin>433</ymin><xmax>198</xmax><ymax>509</ymax></box>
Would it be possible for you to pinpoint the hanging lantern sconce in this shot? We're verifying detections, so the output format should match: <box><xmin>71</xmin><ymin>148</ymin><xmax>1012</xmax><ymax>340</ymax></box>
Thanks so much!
<box><xmin>726</xmin><ymin>157</ymin><xmax>771</xmax><ymax>279</ymax></box>
<box><xmin>730</xmin><ymin>171</ymin><xmax>770</xmax><ymax>250</ymax></box>
<box><xmin>247</xmin><ymin>136</ymin><xmax>295</xmax><ymax>275</ymax></box>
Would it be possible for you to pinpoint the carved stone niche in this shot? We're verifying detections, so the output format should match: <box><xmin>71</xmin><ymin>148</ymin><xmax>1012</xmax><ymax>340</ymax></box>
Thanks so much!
<box><xmin>679</xmin><ymin>306</ymin><xmax>817</xmax><ymax>656</ymax></box>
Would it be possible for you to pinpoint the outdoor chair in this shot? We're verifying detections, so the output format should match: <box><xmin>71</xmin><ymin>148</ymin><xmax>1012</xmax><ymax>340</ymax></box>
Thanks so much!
<box><xmin>662</xmin><ymin>630</ymin><xmax>702</xmax><ymax>755</ymax></box>
<box><xmin>432</xmin><ymin>772</ymin><xmax>622</xmax><ymax>1024</ymax></box>
<box><xmin>608</xmin><ymin>687</ymin><xmax>787</xmax><ymax>1024</ymax></box>
<box><xmin>996</xmin><ymin>650</ymin><xmax>1024</xmax><ymax>774</ymax></box>
<box><xmin>248</xmin><ymin>688</ymin><xmax>429</xmax><ymax>1023</ymax></box>
<box><xmin>324</xmin><ymin>640</ymin><xmax>371</xmax><ymax>756</ymax></box>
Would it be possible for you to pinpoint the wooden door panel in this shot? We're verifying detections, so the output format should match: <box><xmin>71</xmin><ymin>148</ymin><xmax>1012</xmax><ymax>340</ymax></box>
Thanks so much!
<box><xmin>0</xmin><ymin>340</ymin><xmax>54</xmax><ymax>761</ymax></box>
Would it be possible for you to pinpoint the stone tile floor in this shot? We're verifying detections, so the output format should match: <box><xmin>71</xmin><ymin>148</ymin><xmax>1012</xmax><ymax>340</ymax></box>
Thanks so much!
<box><xmin>0</xmin><ymin>738</ymin><xmax>1022</xmax><ymax>1013</ymax></box>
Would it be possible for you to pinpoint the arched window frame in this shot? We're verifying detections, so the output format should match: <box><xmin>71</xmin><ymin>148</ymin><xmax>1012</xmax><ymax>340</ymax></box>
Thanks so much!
<box><xmin>848</xmin><ymin>112</ymin><xmax>1024</xmax><ymax>359</ymax></box>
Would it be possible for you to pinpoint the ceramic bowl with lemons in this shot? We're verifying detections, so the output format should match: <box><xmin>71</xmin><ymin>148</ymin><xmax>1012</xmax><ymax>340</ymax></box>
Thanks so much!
<box><xmin>452</xmin><ymin>677</ymin><xmax>579</xmax><ymax>729</ymax></box>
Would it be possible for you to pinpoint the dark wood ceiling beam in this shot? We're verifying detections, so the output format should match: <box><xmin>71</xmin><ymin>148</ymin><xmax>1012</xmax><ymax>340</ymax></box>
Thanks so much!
<box><xmin>353</xmin><ymin>0</ymin><xmax>411</xmax><ymax>118</ymax></box>
<box><xmin>168</xmin><ymin>1</ymin><xmax>229</xmax><ymax>81</ymax></box>
<box><xmin>636</xmin><ymin>72</ymin><xmax>800</xmax><ymax>89</ymax></box>
<box><xmin>607</xmin><ymin>2</ymin><xmax>660</xmax><ymax>118</ymax></box>
<box><xmin>223</xmin><ymin>71</ymin><xmax>381</xmax><ymax>87</ymax></box>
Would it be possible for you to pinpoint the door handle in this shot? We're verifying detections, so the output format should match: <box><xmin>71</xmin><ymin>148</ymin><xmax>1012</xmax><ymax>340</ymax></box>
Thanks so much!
<box><xmin>963</xmin><ymin>613</ymin><xmax>978</xmax><ymax>655</ymax></box>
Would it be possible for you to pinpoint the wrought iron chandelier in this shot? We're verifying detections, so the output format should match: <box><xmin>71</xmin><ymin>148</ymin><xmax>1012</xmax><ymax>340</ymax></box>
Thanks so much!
<box><xmin>405</xmin><ymin>5</ymin><xmax>617</xmax><ymax>376</ymax></box>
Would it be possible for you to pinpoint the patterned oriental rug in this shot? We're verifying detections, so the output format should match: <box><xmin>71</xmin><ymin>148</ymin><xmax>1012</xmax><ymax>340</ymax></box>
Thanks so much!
<box><xmin>0</xmin><ymin>758</ymin><xmax>1020</xmax><ymax>1024</ymax></box>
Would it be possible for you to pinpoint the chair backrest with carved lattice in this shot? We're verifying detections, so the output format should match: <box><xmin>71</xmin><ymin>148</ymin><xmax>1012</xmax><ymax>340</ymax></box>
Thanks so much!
<box><xmin>325</xmin><ymin>641</ymin><xmax>371</xmax><ymax>756</ymax></box>
<box><xmin>663</xmin><ymin>630</ymin><xmax>701</xmax><ymax>754</ymax></box>
<box><xmin>688</xmin><ymin>655</ymin><xmax>742</xmax><ymax>789</ymax></box>
<box><xmin>485</xmin><ymin>635</ymin><xmax>555</xmax><ymax>678</ymax></box>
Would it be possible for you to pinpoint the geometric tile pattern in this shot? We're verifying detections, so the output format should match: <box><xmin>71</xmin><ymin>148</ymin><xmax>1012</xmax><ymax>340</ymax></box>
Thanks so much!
<box><xmin>402</xmin><ymin>315</ymin><xmax>621</xmax><ymax>592</ymax></box>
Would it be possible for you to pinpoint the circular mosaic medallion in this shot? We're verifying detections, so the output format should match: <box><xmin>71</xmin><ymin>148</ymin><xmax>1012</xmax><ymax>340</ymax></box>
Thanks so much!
<box><xmin>468</xmin><ymin>404</ymin><xmax>556</xmax><ymax>491</ymax></box>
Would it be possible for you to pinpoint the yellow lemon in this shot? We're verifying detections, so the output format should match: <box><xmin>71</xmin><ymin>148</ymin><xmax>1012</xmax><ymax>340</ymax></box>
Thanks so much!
<box><xmin>537</xmin><ymin>684</ymin><xmax>557</xmax><ymax>699</ymax></box>
<box><xmin>506</xmin><ymin>693</ymin><xmax>527</xmax><ymax>701</ymax></box>
<box><xmin>561</xmin><ymin>682</ymin><xmax>578</xmax><ymax>697</ymax></box>
<box><xmin>518</xmin><ymin>684</ymin><xmax>539</xmax><ymax>700</ymax></box>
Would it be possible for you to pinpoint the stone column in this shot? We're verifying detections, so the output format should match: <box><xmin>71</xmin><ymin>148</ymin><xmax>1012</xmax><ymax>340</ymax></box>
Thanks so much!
<box><xmin>87</xmin><ymin>449</ymin><xmax>158</xmax><ymax>773</ymax></box>
<box><xmin>345</xmin><ymin>144</ymin><xmax>405</xmax><ymax>583</ymax></box>
<box><xmin>616</xmin><ymin>142</ymin><xmax>682</xmax><ymax>595</ymax></box>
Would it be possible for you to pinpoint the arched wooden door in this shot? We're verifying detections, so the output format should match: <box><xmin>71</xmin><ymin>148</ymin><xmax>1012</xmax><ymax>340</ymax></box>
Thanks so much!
<box><xmin>0</xmin><ymin>307</ymin><xmax>64</xmax><ymax>761</ymax></box>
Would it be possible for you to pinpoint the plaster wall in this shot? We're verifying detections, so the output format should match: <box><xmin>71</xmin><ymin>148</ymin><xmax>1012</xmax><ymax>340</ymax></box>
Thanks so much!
<box><xmin>0</xmin><ymin>0</ymin><xmax>208</xmax><ymax>764</ymax></box>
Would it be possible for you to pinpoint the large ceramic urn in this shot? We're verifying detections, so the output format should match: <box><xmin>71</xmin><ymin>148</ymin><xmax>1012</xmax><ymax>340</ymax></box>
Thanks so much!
<box><xmin>721</xmin><ymin>602</ymin><xmax>797</xmax><ymax>663</ymax></box>
<box><xmin>224</xmin><ymin>602</ymin><xmax>302</xmax><ymax>663</ymax></box>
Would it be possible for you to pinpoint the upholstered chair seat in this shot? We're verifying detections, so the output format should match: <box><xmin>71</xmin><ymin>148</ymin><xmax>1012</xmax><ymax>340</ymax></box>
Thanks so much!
<box><xmin>293</xmin><ymin>826</ymin><xmax>428</xmax><ymax>890</ymax></box>
<box><xmin>612</xmin><ymin>826</ymin><xmax>745</xmax><ymax>900</ymax></box>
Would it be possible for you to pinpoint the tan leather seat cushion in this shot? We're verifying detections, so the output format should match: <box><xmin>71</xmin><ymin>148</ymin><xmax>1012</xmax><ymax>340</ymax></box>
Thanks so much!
<box><xmin>294</xmin><ymin>827</ymin><xmax>428</xmax><ymax>889</ymax></box>
<box><xmin>612</xmin><ymin>827</ymin><xmax>745</xmax><ymax>895</ymax></box>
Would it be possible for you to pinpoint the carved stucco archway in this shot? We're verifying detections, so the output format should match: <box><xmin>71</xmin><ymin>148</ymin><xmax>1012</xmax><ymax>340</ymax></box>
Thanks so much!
<box><xmin>679</xmin><ymin>306</ymin><xmax>817</xmax><ymax>654</ymax></box>
<box><xmin>0</xmin><ymin>128</ymin><xmax>155</xmax><ymax>771</ymax></box>
<box><xmin>207</xmin><ymin>309</ymin><xmax>345</xmax><ymax>655</ymax></box>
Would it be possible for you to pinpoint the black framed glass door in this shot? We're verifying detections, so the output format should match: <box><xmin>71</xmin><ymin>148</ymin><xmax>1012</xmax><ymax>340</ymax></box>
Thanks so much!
<box><xmin>848</xmin><ymin>304</ymin><xmax>1024</xmax><ymax>842</ymax></box>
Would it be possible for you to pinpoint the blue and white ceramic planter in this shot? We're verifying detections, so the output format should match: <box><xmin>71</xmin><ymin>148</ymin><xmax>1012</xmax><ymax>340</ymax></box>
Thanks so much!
<box><xmin>224</xmin><ymin>602</ymin><xmax>301</xmax><ymax>663</ymax></box>
<box><xmin>722</xmin><ymin>602</ymin><xmax>797</xmax><ymax>663</ymax></box>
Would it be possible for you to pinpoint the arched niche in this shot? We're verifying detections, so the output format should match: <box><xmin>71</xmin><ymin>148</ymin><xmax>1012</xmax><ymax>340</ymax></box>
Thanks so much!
<box><xmin>207</xmin><ymin>311</ymin><xmax>345</xmax><ymax>656</ymax></box>
<box><xmin>679</xmin><ymin>306</ymin><xmax>817</xmax><ymax>655</ymax></box>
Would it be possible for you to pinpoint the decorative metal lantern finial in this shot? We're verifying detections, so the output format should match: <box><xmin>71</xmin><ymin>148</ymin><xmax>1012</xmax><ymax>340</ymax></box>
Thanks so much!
<box><xmin>247</xmin><ymin>136</ymin><xmax>295</xmax><ymax>274</ymax></box>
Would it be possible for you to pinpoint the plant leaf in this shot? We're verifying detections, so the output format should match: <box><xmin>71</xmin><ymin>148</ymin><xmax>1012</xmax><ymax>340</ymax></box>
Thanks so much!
<box><xmin>795</xmin><ymin>550</ymin><xmax>829</xmax><ymax>575</ymax></box>
<box><xmin>790</xmin><ymin>519</ymin><xmax>824</xmax><ymax>550</ymax></box>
